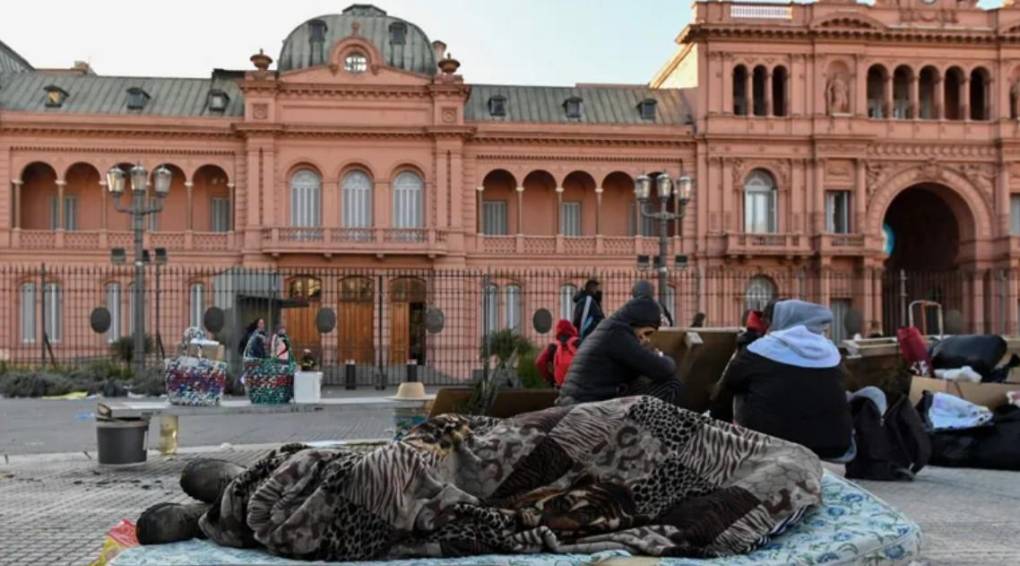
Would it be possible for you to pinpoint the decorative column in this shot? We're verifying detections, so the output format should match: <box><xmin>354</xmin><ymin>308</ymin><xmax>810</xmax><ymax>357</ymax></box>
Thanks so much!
<box><xmin>764</xmin><ymin>70</ymin><xmax>773</xmax><ymax>117</ymax></box>
<box><xmin>555</xmin><ymin>186</ymin><xmax>565</xmax><ymax>235</ymax></box>
<box><xmin>227</xmin><ymin>183</ymin><xmax>236</xmax><ymax>231</ymax></box>
<box><xmin>515</xmin><ymin>186</ymin><xmax>525</xmax><ymax>234</ymax></box>
<box><xmin>934</xmin><ymin>76</ymin><xmax>944</xmax><ymax>120</ymax></box>
<box><xmin>184</xmin><ymin>181</ymin><xmax>194</xmax><ymax>231</ymax></box>
<box><xmin>961</xmin><ymin>77</ymin><xmax>970</xmax><ymax>121</ymax></box>
<box><xmin>475</xmin><ymin>185</ymin><xmax>484</xmax><ymax>234</ymax></box>
<box><xmin>910</xmin><ymin>73</ymin><xmax>920</xmax><ymax>119</ymax></box>
<box><xmin>594</xmin><ymin>186</ymin><xmax>604</xmax><ymax>235</ymax></box>
<box><xmin>12</xmin><ymin>180</ymin><xmax>22</xmax><ymax>229</ymax></box>
<box><xmin>55</xmin><ymin>180</ymin><xmax>66</xmax><ymax>230</ymax></box>
<box><xmin>854</xmin><ymin>159</ymin><xmax>866</xmax><ymax>233</ymax></box>
<box><xmin>998</xmin><ymin>163</ymin><xmax>1011</xmax><ymax>237</ymax></box>
<box><xmin>883</xmin><ymin>74</ymin><xmax>893</xmax><ymax>118</ymax></box>
<box><xmin>813</xmin><ymin>158</ymin><xmax>826</xmax><ymax>233</ymax></box>
<box><xmin>745</xmin><ymin>70</ymin><xmax>753</xmax><ymax>116</ymax></box>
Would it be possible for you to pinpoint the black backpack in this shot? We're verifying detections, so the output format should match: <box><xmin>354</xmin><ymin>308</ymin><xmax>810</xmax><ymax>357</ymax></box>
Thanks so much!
<box><xmin>846</xmin><ymin>394</ymin><xmax>931</xmax><ymax>481</ymax></box>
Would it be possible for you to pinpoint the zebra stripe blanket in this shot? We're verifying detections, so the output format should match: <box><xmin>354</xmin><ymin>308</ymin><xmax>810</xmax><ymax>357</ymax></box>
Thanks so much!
<box><xmin>198</xmin><ymin>396</ymin><xmax>822</xmax><ymax>560</ymax></box>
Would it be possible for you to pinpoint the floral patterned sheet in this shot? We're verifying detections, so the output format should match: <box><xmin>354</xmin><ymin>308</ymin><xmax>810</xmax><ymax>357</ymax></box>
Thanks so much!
<box><xmin>112</xmin><ymin>471</ymin><xmax>920</xmax><ymax>566</ymax></box>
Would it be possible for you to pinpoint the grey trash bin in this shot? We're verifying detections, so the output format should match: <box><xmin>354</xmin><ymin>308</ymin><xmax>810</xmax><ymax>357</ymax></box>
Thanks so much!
<box><xmin>96</xmin><ymin>417</ymin><xmax>149</xmax><ymax>466</ymax></box>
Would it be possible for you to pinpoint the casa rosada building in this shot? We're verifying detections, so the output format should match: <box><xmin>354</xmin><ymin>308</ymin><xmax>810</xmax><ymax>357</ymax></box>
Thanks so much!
<box><xmin>6</xmin><ymin>0</ymin><xmax>1020</xmax><ymax>364</ymax></box>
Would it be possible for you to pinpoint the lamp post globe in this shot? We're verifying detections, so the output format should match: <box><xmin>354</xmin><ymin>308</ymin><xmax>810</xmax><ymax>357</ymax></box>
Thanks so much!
<box><xmin>656</xmin><ymin>173</ymin><xmax>673</xmax><ymax>199</ymax></box>
<box><xmin>152</xmin><ymin>165</ymin><xmax>172</xmax><ymax>197</ymax></box>
<box><xmin>634</xmin><ymin>175</ymin><xmax>652</xmax><ymax>202</ymax></box>
<box><xmin>677</xmin><ymin>175</ymin><xmax>694</xmax><ymax>203</ymax></box>
<box><xmin>129</xmin><ymin>164</ymin><xmax>148</xmax><ymax>194</ymax></box>
<box><xmin>106</xmin><ymin>167</ymin><xmax>126</xmax><ymax>196</ymax></box>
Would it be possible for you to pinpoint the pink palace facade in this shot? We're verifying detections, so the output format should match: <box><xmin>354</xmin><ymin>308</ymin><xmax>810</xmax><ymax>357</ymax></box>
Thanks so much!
<box><xmin>6</xmin><ymin>1</ymin><xmax>1020</xmax><ymax>369</ymax></box>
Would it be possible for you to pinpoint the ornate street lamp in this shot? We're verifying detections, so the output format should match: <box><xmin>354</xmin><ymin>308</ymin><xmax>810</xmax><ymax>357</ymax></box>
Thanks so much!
<box><xmin>634</xmin><ymin>171</ymin><xmax>695</xmax><ymax>325</ymax></box>
<box><xmin>106</xmin><ymin>164</ymin><xmax>171</xmax><ymax>376</ymax></box>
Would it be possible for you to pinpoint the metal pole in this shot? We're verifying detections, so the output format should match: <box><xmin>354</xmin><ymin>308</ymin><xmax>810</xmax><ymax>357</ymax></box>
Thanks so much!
<box><xmin>40</xmin><ymin>263</ymin><xmax>46</xmax><ymax>364</ymax></box>
<box><xmin>133</xmin><ymin>192</ymin><xmax>145</xmax><ymax>377</ymax></box>
<box><xmin>657</xmin><ymin>196</ymin><xmax>669</xmax><ymax>314</ymax></box>
<box><xmin>482</xmin><ymin>274</ymin><xmax>490</xmax><ymax>385</ymax></box>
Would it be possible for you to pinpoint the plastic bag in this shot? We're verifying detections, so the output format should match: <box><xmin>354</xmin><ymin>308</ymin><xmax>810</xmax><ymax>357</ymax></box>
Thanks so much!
<box><xmin>89</xmin><ymin>520</ymin><xmax>138</xmax><ymax>566</ymax></box>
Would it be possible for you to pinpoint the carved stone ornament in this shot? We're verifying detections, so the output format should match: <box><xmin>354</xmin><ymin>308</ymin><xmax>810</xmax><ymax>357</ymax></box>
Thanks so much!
<box><xmin>826</xmin><ymin>159</ymin><xmax>853</xmax><ymax>178</ymax></box>
<box><xmin>252</xmin><ymin>103</ymin><xmax>269</xmax><ymax>120</ymax></box>
<box><xmin>917</xmin><ymin>158</ymin><xmax>945</xmax><ymax>182</ymax></box>
<box><xmin>826</xmin><ymin>74</ymin><xmax>851</xmax><ymax>115</ymax></box>
<box><xmin>441</xmin><ymin>107</ymin><xmax>457</xmax><ymax>124</ymax></box>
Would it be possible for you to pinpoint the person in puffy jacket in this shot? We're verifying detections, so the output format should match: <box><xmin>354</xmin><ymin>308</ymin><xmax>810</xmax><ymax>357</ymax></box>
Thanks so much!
<box><xmin>572</xmin><ymin>279</ymin><xmax>605</xmax><ymax>341</ymax></box>
<box><xmin>535</xmin><ymin>319</ymin><xmax>580</xmax><ymax>388</ymax></box>
<box><xmin>711</xmin><ymin>299</ymin><xmax>853</xmax><ymax>459</ymax></box>
<box><xmin>631</xmin><ymin>279</ymin><xmax>674</xmax><ymax>327</ymax></box>
<box><xmin>558</xmin><ymin>296</ymin><xmax>684</xmax><ymax>407</ymax></box>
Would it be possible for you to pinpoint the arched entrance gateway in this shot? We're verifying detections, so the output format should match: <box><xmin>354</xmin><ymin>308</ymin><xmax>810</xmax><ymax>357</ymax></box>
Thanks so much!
<box><xmin>876</xmin><ymin>175</ymin><xmax>984</xmax><ymax>335</ymax></box>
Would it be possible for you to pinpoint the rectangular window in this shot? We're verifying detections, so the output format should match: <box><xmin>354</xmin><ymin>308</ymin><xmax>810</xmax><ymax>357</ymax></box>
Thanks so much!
<box><xmin>211</xmin><ymin>198</ymin><xmax>230</xmax><ymax>232</ymax></box>
<box><xmin>504</xmin><ymin>285</ymin><xmax>521</xmax><ymax>330</ymax></box>
<box><xmin>106</xmin><ymin>283</ymin><xmax>121</xmax><ymax>343</ymax></box>
<box><xmin>20</xmin><ymin>283</ymin><xmax>35</xmax><ymax>344</ymax></box>
<box><xmin>1011</xmin><ymin>195</ymin><xmax>1020</xmax><ymax>236</ymax></box>
<box><xmin>50</xmin><ymin>196</ymin><xmax>78</xmax><ymax>230</ymax></box>
<box><xmin>826</xmin><ymin>191</ymin><xmax>851</xmax><ymax>234</ymax></box>
<box><xmin>482</xmin><ymin>201</ymin><xmax>508</xmax><ymax>235</ymax></box>
<box><xmin>560</xmin><ymin>286</ymin><xmax>576</xmax><ymax>321</ymax></box>
<box><xmin>190</xmin><ymin>284</ymin><xmax>204</xmax><ymax>328</ymax></box>
<box><xmin>44</xmin><ymin>283</ymin><xmax>61</xmax><ymax>343</ymax></box>
<box><xmin>830</xmin><ymin>299</ymin><xmax>851</xmax><ymax>344</ymax></box>
<box><xmin>744</xmin><ymin>191</ymin><xmax>776</xmax><ymax>233</ymax></box>
<box><xmin>561</xmin><ymin>202</ymin><xmax>582</xmax><ymax>236</ymax></box>
<box><xmin>483</xmin><ymin>285</ymin><xmax>499</xmax><ymax>335</ymax></box>
<box><xmin>629</xmin><ymin>202</ymin><xmax>655</xmax><ymax>236</ymax></box>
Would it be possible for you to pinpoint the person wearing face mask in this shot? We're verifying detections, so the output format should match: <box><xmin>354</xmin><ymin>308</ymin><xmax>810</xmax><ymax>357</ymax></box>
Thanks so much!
<box><xmin>558</xmin><ymin>296</ymin><xmax>684</xmax><ymax>407</ymax></box>
<box><xmin>572</xmin><ymin>279</ymin><xmax>605</xmax><ymax>342</ymax></box>
<box><xmin>711</xmin><ymin>299</ymin><xmax>853</xmax><ymax>459</ymax></box>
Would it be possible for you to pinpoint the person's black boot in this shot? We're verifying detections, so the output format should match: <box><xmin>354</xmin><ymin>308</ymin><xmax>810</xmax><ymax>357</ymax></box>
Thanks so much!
<box><xmin>136</xmin><ymin>502</ymin><xmax>210</xmax><ymax>545</ymax></box>
<box><xmin>180</xmin><ymin>458</ymin><xmax>245</xmax><ymax>504</ymax></box>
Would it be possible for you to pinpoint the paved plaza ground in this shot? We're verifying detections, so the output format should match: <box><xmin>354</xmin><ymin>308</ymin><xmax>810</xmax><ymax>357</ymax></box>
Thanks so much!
<box><xmin>1</xmin><ymin>390</ymin><xmax>1019</xmax><ymax>565</ymax></box>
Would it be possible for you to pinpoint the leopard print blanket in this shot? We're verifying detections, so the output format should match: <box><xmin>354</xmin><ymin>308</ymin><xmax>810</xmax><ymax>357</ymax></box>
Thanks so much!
<box><xmin>198</xmin><ymin>396</ymin><xmax>822</xmax><ymax>560</ymax></box>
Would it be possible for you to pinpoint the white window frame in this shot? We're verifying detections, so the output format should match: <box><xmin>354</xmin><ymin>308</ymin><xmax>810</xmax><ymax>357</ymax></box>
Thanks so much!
<box><xmin>482</xmin><ymin>201</ymin><xmax>508</xmax><ymax>235</ymax></box>
<box><xmin>504</xmin><ymin>284</ymin><xmax>522</xmax><ymax>331</ymax></box>
<box><xmin>561</xmin><ymin>201</ymin><xmax>582</xmax><ymax>236</ymax></box>
<box><xmin>20</xmin><ymin>283</ymin><xmax>35</xmax><ymax>344</ymax></box>
<box><xmin>392</xmin><ymin>171</ymin><xmax>424</xmax><ymax>229</ymax></box>
<box><xmin>290</xmin><ymin>169</ymin><xmax>322</xmax><ymax>228</ymax></box>
<box><xmin>342</xmin><ymin>170</ymin><xmax>373</xmax><ymax>229</ymax></box>
<box><xmin>745</xmin><ymin>276</ymin><xmax>776</xmax><ymax>313</ymax></box>
<box><xmin>826</xmin><ymin>191</ymin><xmax>852</xmax><ymax>234</ymax></box>
<box><xmin>106</xmin><ymin>282</ymin><xmax>121</xmax><ymax>343</ymax></box>
<box><xmin>483</xmin><ymin>283</ymin><xmax>500</xmax><ymax>335</ymax></box>
<box><xmin>744</xmin><ymin>170</ymin><xmax>777</xmax><ymax>234</ymax></box>
<box><xmin>559</xmin><ymin>284</ymin><xmax>578</xmax><ymax>321</ymax></box>
<box><xmin>210</xmin><ymin>197</ymin><xmax>230</xmax><ymax>233</ymax></box>
<box><xmin>190</xmin><ymin>283</ymin><xmax>205</xmax><ymax>329</ymax></box>
<box><xmin>49</xmin><ymin>195</ymin><xmax>78</xmax><ymax>230</ymax></box>
<box><xmin>44</xmin><ymin>282</ymin><xmax>61</xmax><ymax>343</ymax></box>
<box><xmin>831</xmin><ymin>299</ymin><xmax>852</xmax><ymax>344</ymax></box>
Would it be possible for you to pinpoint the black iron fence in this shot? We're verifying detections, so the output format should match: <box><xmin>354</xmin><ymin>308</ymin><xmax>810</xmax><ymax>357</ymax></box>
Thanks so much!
<box><xmin>1</xmin><ymin>264</ymin><xmax>1015</xmax><ymax>385</ymax></box>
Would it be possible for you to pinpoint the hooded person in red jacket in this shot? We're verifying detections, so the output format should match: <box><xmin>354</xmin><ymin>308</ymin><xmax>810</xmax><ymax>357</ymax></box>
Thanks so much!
<box><xmin>536</xmin><ymin>319</ymin><xmax>580</xmax><ymax>388</ymax></box>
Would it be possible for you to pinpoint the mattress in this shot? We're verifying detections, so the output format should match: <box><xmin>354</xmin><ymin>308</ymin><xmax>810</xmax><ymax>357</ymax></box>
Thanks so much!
<box><xmin>112</xmin><ymin>471</ymin><xmax>921</xmax><ymax>566</ymax></box>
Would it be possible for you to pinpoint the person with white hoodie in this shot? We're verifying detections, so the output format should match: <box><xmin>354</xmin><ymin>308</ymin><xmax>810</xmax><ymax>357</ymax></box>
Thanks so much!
<box><xmin>712</xmin><ymin>299</ymin><xmax>853</xmax><ymax>459</ymax></box>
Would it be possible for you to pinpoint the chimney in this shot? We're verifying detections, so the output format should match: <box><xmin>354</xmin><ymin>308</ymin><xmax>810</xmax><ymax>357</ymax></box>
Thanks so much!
<box><xmin>72</xmin><ymin>61</ymin><xmax>93</xmax><ymax>75</ymax></box>
<box><xmin>431</xmin><ymin>40</ymin><xmax>447</xmax><ymax>63</ymax></box>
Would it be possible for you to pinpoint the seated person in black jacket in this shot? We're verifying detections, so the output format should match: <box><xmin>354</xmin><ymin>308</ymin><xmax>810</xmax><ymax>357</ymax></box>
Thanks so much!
<box><xmin>557</xmin><ymin>296</ymin><xmax>684</xmax><ymax>407</ymax></box>
<box><xmin>711</xmin><ymin>299</ymin><xmax>853</xmax><ymax>459</ymax></box>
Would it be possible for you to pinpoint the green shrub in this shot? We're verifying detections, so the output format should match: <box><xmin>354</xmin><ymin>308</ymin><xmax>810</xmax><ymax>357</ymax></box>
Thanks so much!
<box><xmin>0</xmin><ymin>371</ymin><xmax>74</xmax><ymax>398</ymax></box>
<box><xmin>516</xmin><ymin>346</ymin><xmax>547</xmax><ymax>389</ymax></box>
<box><xmin>110</xmin><ymin>335</ymin><xmax>154</xmax><ymax>364</ymax></box>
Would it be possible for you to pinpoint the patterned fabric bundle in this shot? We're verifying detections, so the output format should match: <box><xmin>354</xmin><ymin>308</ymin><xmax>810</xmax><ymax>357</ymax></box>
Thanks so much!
<box><xmin>242</xmin><ymin>358</ymin><xmax>295</xmax><ymax>405</ymax></box>
<box><xmin>165</xmin><ymin>356</ymin><xmax>227</xmax><ymax>407</ymax></box>
<box><xmin>199</xmin><ymin>396</ymin><xmax>822</xmax><ymax>561</ymax></box>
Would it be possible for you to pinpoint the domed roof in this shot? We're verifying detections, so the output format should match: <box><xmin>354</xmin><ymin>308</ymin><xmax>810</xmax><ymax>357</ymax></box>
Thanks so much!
<box><xmin>278</xmin><ymin>4</ymin><xmax>437</xmax><ymax>75</ymax></box>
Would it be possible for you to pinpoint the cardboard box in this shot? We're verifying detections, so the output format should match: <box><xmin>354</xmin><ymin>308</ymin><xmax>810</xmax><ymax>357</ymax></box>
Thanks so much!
<box><xmin>650</xmin><ymin>327</ymin><xmax>741</xmax><ymax>413</ymax></box>
<box><xmin>909</xmin><ymin>376</ymin><xmax>1020</xmax><ymax>410</ymax></box>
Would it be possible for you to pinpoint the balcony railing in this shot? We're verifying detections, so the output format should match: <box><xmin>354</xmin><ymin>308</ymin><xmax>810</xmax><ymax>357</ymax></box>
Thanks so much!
<box><xmin>262</xmin><ymin>227</ymin><xmax>445</xmax><ymax>255</ymax></box>
<box><xmin>12</xmin><ymin>229</ymin><xmax>235</xmax><ymax>252</ymax></box>
<box><xmin>815</xmin><ymin>233</ymin><xmax>867</xmax><ymax>255</ymax></box>
<box><xmin>477</xmin><ymin>235</ymin><xmax>667</xmax><ymax>256</ymax></box>
<box><xmin>724</xmin><ymin>232</ymin><xmax>811</xmax><ymax>257</ymax></box>
<box><xmin>730</xmin><ymin>4</ymin><xmax>792</xmax><ymax>20</ymax></box>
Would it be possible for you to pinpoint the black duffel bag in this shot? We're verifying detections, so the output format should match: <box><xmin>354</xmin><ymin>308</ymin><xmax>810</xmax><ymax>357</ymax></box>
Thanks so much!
<box><xmin>930</xmin><ymin>335</ymin><xmax>1007</xmax><ymax>380</ymax></box>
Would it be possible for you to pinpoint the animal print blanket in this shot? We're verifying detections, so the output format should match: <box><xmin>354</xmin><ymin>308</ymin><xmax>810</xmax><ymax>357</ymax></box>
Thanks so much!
<box><xmin>199</xmin><ymin>396</ymin><xmax>822</xmax><ymax>561</ymax></box>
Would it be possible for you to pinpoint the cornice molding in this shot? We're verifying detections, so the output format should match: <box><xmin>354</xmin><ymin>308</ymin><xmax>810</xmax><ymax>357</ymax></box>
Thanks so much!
<box><xmin>9</xmin><ymin>145</ymin><xmax>236</xmax><ymax>156</ymax></box>
<box><xmin>473</xmin><ymin>154</ymin><xmax>687</xmax><ymax>163</ymax></box>
<box><xmin>686</xmin><ymin>23</ymin><xmax>1020</xmax><ymax>45</ymax></box>
<box><xmin>0</xmin><ymin>123</ymin><xmax>237</xmax><ymax>140</ymax></box>
<box><xmin>470</xmin><ymin>132</ymin><xmax>694</xmax><ymax>148</ymax></box>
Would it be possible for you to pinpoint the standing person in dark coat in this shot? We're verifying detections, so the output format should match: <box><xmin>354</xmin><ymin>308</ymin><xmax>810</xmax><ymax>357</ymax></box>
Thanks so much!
<box><xmin>572</xmin><ymin>279</ymin><xmax>605</xmax><ymax>341</ymax></box>
<box><xmin>558</xmin><ymin>296</ymin><xmax>685</xmax><ymax>407</ymax></box>
<box><xmin>711</xmin><ymin>300</ymin><xmax>853</xmax><ymax>459</ymax></box>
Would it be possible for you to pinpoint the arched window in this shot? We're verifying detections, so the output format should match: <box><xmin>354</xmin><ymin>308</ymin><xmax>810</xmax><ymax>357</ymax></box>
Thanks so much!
<box><xmin>733</xmin><ymin>65</ymin><xmax>749</xmax><ymax>116</ymax></box>
<box><xmin>745</xmin><ymin>276</ymin><xmax>776</xmax><ymax>313</ymax></box>
<box><xmin>308</xmin><ymin>19</ymin><xmax>327</xmax><ymax>66</ymax></box>
<box><xmin>289</xmin><ymin>169</ymin><xmax>322</xmax><ymax>228</ymax></box>
<box><xmin>772</xmin><ymin>66</ymin><xmax>788</xmax><ymax>117</ymax></box>
<box><xmin>483</xmin><ymin>283</ymin><xmax>499</xmax><ymax>335</ymax></box>
<box><xmin>342</xmin><ymin>170</ymin><xmax>373</xmax><ymax>228</ymax></box>
<box><xmin>105</xmin><ymin>282</ymin><xmax>121</xmax><ymax>343</ymax></box>
<box><xmin>919</xmin><ymin>67</ymin><xmax>938</xmax><ymax>120</ymax></box>
<box><xmin>559</xmin><ymin>284</ymin><xmax>578</xmax><ymax>321</ymax></box>
<box><xmin>970</xmin><ymin>68</ymin><xmax>990</xmax><ymax>121</ymax></box>
<box><xmin>505</xmin><ymin>284</ymin><xmax>522</xmax><ymax>331</ymax></box>
<box><xmin>893</xmin><ymin>66</ymin><xmax>912</xmax><ymax>119</ymax></box>
<box><xmin>945</xmin><ymin>67</ymin><xmax>965</xmax><ymax>121</ymax></box>
<box><xmin>867</xmin><ymin>65</ymin><xmax>886</xmax><ymax>118</ymax></box>
<box><xmin>744</xmin><ymin>170</ymin><xmax>777</xmax><ymax>234</ymax></box>
<box><xmin>20</xmin><ymin>282</ymin><xmax>35</xmax><ymax>344</ymax></box>
<box><xmin>190</xmin><ymin>283</ymin><xmax>204</xmax><ymax>328</ymax></box>
<box><xmin>392</xmin><ymin>171</ymin><xmax>424</xmax><ymax>229</ymax></box>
